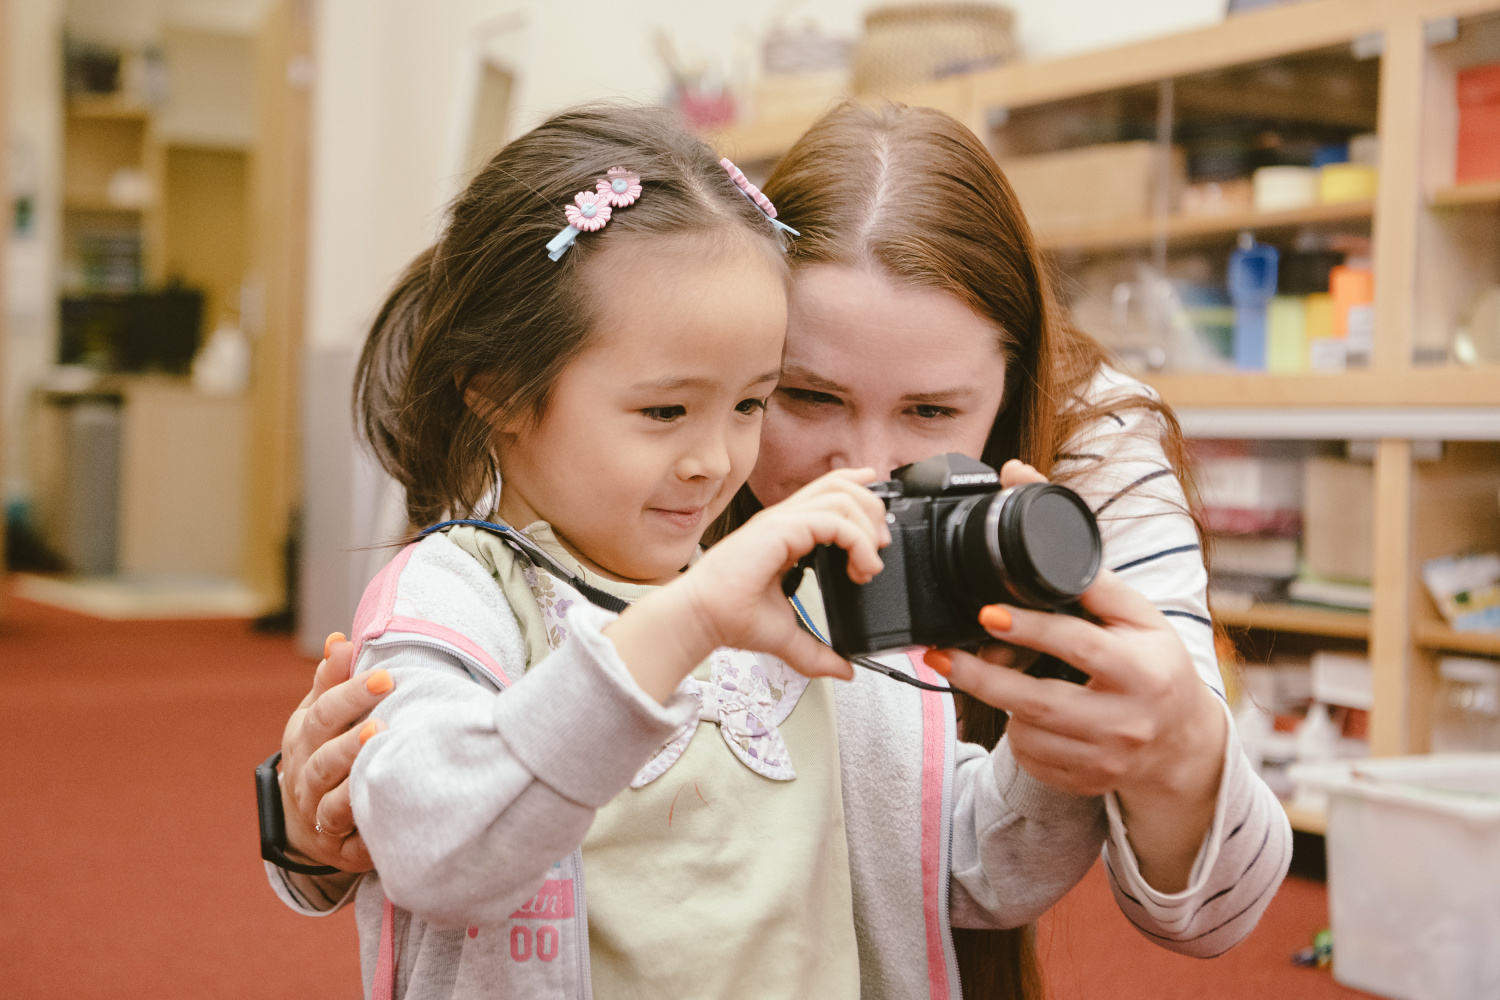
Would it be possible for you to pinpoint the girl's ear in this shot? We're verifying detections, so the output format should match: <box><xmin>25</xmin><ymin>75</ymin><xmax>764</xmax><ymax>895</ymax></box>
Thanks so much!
<box><xmin>460</xmin><ymin>372</ymin><xmax>507</xmax><ymax>431</ymax></box>
<box><xmin>462</xmin><ymin>371</ymin><xmax>534</xmax><ymax>442</ymax></box>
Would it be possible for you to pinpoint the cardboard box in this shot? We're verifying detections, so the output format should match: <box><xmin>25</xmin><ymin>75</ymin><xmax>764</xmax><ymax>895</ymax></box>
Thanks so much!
<box><xmin>1456</xmin><ymin>63</ymin><xmax>1500</xmax><ymax>183</ymax></box>
<box><xmin>999</xmin><ymin>141</ymin><xmax>1184</xmax><ymax>237</ymax></box>
<box><xmin>1304</xmin><ymin>456</ymin><xmax>1375</xmax><ymax>582</ymax></box>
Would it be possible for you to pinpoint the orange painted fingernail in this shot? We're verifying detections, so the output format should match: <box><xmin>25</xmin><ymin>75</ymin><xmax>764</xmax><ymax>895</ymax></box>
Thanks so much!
<box><xmin>324</xmin><ymin>632</ymin><xmax>346</xmax><ymax>660</ymax></box>
<box><xmin>979</xmin><ymin>605</ymin><xmax>1013</xmax><ymax>632</ymax></box>
<box><xmin>365</xmin><ymin>670</ymin><xmax>393</xmax><ymax>695</ymax></box>
<box><xmin>359</xmin><ymin>721</ymin><xmax>382</xmax><ymax>745</ymax></box>
<box><xmin>923</xmin><ymin>649</ymin><xmax>952</xmax><ymax>676</ymax></box>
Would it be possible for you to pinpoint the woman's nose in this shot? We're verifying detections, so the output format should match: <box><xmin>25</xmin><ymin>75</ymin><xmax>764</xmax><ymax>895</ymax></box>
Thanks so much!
<box><xmin>830</xmin><ymin>425</ymin><xmax>897</xmax><ymax>480</ymax></box>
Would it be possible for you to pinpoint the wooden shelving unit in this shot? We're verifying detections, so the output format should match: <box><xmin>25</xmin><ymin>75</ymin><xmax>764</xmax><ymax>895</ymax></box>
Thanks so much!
<box><xmin>1147</xmin><ymin>369</ymin><xmax>1500</xmax><ymax>409</ymax></box>
<box><xmin>1215</xmin><ymin>603</ymin><xmax>1371</xmax><ymax>639</ymax></box>
<box><xmin>1282</xmin><ymin>801</ymin><xmax>1329</xmax><ymax>836</ymax></box>
<box><xmin>1414</xmin><ymin>622</ymin><xmax>1500</xmax><ymax>656</ymax></box>
<box><xmin>1429</xmin><ymin>179</ymin><xmax>1500</xmax><ymax>207</ymax></box>
<box><xmin>1039</xmin><ymin>200</ymin><xmax>1373</xmax><ymax>254</ymax></box>
<box><xmin>717</xmin><ymin>0</ymin><xmax>1500</xmax><ymax>765</ymax></box>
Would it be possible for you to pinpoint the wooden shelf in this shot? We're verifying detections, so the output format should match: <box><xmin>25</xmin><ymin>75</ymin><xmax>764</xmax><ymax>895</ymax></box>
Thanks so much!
<box><xmin>1038</xmin><ymin>200</ymin><xmax>1373</xmax><ymax>253</ymax></box>
<box><xmin>1146</xmin><ymin>369</ymin><xmax>1500</xmax><ymax>408</ymax></box>
<box><xmin>1414</xmin><ymin>622</ymin><xmax>1500</xmax><ymax>656</ymax></box>
<box><xmin>712</xmin><ymin>108</ymin><xmax>830</xmax><ymax>164</ymax></box>
<box><xmin>1282</xmin><ymin>800</ymin><xmax>1328</xmax><ymax>836</ymax></box>
<box><xmin>67</xmin><ymin>94</ymin><xmax>151</xmax><ymax>121</ymax></box>
<box><xmin>1215</xmin><ymin>603</ymin><xmax>1371</xmax><ymax>639</ymax></box>
<box><xmin>1430</xmin><ymin>180</ymin><xmax>1500</xmax><ymax>208</ymax></box>
<box><xmin>63</xmin><ymin>199</ymin><xmax>148</xmax><ymax>214</ymax></box>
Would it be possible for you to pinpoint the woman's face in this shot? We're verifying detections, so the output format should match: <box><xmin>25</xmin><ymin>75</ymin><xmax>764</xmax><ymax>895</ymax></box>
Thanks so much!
<box><xmin>748</xmin><ymin>264</ymin><xmax>1009</xmax><ymax>506</ymax></box>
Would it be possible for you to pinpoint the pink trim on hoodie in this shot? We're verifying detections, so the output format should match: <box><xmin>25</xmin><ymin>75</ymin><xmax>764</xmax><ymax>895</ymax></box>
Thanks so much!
<box><xmin>384</xmin><ymin>616</ymin><xmax>516</xmax><ymax>688</ymax></box>
<box><xmin>910</xmin><ymin>651</ymin><xmax>953</xmax><ymax>1000</ymax></box>
<box><xmin>350</xmin><ymin>543</ymin><xmax>419</xmax><ymax>674</ymax></box>
<box><xmin>374</xmin><ymin>898</ymin><xmax>396</xmax><ymax>1000</ymax></box>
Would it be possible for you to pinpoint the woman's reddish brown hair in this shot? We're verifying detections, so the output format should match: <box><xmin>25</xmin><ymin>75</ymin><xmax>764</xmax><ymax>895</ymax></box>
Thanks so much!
<box><xmin>740</xmin><ymin>101</ymin><xmax>1205</xmax><ymax>1000</ymax></box>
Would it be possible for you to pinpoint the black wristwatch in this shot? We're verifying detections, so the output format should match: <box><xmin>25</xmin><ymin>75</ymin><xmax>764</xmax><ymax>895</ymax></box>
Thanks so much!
<box><xmin>256</xmin><ymin>751</ymin><xmax>342</xmax><ymax>875</ymax></box>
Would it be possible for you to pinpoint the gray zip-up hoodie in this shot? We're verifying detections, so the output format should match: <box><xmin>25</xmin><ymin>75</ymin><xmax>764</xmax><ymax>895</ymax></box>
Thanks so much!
<box><xmin>269</xmin><ymin>372</ymin><xmax>1291</xmax><ymax>997</ymax></box>
<box><xmin>269</xmin><ymin>527</ymin><xmax>1288</xmax><ymax>1000</ymax></box>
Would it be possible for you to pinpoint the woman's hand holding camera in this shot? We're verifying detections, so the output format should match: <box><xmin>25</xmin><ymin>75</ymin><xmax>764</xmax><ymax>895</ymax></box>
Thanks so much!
<box><xmin>925</xmin><ymin>461</ymin><xmax>1227</xmax><ymax>894</ymax></box>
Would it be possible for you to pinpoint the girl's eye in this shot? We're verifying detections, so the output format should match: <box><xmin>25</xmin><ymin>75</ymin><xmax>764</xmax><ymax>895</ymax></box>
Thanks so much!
<box><xmin>779</xmin><ymin>387</ymin><xmax>842</xmax><ymax>407</ymax></box>
<box><xmin>642</xmin><ymin>405</ymin><xmax>687</xmax><ymax>422</ymax></box>
<box><xmin>910</xmin><ymin>404</ymin><xmax>956</xmax><ymax>420</ymax></box>
<box><xmin>735</xmin><ymin>397</ymin><xmax>768</xmax><ymax>414</ymax></box>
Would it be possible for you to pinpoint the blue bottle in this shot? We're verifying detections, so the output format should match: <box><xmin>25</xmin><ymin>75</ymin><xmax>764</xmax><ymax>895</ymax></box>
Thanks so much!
<box><xmin>1228</xmin><ymin>234</ymin><xmax>1279</xmax><ymax>371</ymax></box>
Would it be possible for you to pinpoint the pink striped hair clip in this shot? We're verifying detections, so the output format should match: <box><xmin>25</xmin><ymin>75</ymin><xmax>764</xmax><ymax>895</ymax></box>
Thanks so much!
<box><xmin>547</xmin><ymin>167</ymin><xmax>643</xmax><ymax>261</ymax></box>
<box><xmin>721</xmin><ymin>158</ymin><xmax>799</xmax><ymax>237</ymax></box>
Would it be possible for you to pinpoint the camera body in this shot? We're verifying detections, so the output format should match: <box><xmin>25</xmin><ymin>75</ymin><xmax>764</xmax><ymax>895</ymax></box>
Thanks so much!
<box><xmin>806</xmin><ymin>454</ymin><xmax>1102</xmax><ymax>661</ymax></box>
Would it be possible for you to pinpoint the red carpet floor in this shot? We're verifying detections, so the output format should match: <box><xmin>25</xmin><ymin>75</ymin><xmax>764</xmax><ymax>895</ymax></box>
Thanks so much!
<box><xmin>0</xmin><ymin>589</ymin><xmax>1374</xmax><ymax>999</ymax></box>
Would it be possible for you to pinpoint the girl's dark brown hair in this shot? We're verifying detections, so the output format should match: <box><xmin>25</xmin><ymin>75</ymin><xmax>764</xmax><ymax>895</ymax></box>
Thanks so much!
<box><xmin>356</xmin><ymin>103</ymin><xmax>786</xmax><ymax>526</ymax></box>
<box><xmin>737</xmin><ymin>102</ymin><xmax>1206</xmax><ymax>1000</ymax></box>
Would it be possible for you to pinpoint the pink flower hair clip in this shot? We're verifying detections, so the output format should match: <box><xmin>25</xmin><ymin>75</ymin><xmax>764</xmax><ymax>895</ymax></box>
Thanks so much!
<box><xmin>597</xmin><ymin>167</ymin><xmax>642</xmax><ymax>207</ymax></box>
<box><xmin>721</xmin><ymin>158</ymin><xmax>799</xmax><ymax>237</ymax></box>
<box><xmin>546</xmin><ymin>167</ymin><xmax>642</xmax><ymax>261</ymax></box>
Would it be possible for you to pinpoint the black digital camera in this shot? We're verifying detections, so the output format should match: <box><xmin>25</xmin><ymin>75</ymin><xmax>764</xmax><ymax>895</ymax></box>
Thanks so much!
<box><xmin>788</xmin><ymin>454</ymin><xmax>1102</xmax><ymax>676</ymax></box>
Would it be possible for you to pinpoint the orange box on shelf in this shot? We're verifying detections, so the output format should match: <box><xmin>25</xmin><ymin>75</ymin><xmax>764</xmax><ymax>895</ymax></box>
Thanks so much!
<box><xmin>1456</xmin><ymin>63</ymin><xmax>1500</xmax><ymax>183</ymax></box>
<box><xmin>1330</xmin><ymin>265</ymin><xmax>1374</xmax><ymax>339</ymax></box>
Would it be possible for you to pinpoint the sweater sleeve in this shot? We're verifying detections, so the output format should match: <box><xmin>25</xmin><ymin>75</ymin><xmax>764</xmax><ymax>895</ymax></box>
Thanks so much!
<box><xmin>350</xmin><ymin>602</ymin><xmax>697</xmax><ymax>929</ymax></box>
<box><xmin>265</xmin><ymin>862</ymin><xmax>364</xmax><ymax>916</ymax></box>
<box><xmin>948</xmin><ymin>739</ymin><xmax>1108</xmax><ymax>929</ymax></box>
<box><xmin>1101</xmin><ymin>701</ymin><xmax>1292</xmax><ymax>956</ymax></box>
<box><xmin>1060</xmin><ymin>372</ymin><xmax>1292</xmax><ymax>954</ymax></box>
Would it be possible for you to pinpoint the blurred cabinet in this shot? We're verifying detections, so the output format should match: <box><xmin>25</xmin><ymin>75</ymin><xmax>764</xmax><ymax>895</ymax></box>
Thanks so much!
<box><xmin>35</xmin><ymin>378</ymin><xmax>246</xmax><ymax>581</ymax></box>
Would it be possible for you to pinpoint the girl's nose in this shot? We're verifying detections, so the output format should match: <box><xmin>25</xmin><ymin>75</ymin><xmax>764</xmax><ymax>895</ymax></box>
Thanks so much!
<box><xmin>679</xmin><ymin>433</ymin><xmax>732</xmax><ymax>481</ymax></box>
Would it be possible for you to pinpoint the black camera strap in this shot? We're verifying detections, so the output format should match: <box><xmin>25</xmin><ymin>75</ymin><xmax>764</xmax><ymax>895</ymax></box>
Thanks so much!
<box><xmin>419</xmin><ymin>519</ymin><xmax>630</xmax><ymax>613</ymax></box>
<box><xmin>787</xmin><ymin>590</ymin><xmax>953</xmax><ymax>695</ymax></box>
<box><xmin>425</xmin><ymin>520</ymin><xmax>951</xmax><ymax>694</ymax></box>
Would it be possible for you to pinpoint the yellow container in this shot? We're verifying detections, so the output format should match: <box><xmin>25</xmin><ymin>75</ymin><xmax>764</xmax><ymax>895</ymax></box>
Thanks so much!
<box><xmin>1319</xmin><ymin>163</ymin><xmax>1378</xmax><ymax>204</ymax></box>
<box><xmin>1305</xmin><ymin>293</ymin><xmax>1335</xmax><ymax>339</ymax></box>
<box><xmin>1268</xmin><ymin>296</ymin><xmax>1308</xmax><ymax>372</ymax></box>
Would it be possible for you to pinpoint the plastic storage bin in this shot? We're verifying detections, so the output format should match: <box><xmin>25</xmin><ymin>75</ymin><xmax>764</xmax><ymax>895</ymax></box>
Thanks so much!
<box><xmin>1432</xmin><ymin>659</ymin><xmax>1500</xmax><ymax>752</ymax></box>
<box><xmin>1290</xmin><ymin>755</ymin><xmax>1500</xmax><ymax>1000</ymax></box>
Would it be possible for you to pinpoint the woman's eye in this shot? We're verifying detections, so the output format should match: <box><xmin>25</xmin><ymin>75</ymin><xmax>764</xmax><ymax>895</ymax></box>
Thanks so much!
<box><xmin>735</xmin><ymin>397</ymin><xmax>768</xmax><ymax>414</ymax></box>
<box><xmin>910</xmin><ymin>404</ymin><xmax>956</xmax><ymax>420</ymax></box>
<box><xmin>779</xmin><ymin>387</ymin><xmax>842</xmax><ymax>407</ymax></box>
<box><xmin>642</xmin><ymin>405</ymin><xmax>687</xmax><ymax>422</ymax></box>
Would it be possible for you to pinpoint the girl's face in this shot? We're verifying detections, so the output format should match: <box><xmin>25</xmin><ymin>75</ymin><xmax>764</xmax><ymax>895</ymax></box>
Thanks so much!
<box><xmin>495</xmin><ymin>238</ymin><xmax>787</xmax><ymax>585</ymax></box>
<box><xmin>747</xmin><ymin>264</ymin><xmax>1008</xmax><ymax>506</ymax></box>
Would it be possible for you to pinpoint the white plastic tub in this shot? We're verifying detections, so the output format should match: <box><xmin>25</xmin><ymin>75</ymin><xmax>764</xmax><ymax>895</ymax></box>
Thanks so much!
<box><xmin>1289</xmin><ymin>755</ymin><xmax>1500</xmax><ymax>1000</ymax></box>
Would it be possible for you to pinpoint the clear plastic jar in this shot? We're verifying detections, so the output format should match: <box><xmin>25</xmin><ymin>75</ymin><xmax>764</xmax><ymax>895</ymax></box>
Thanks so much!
<box><xmin>1431</xmin><ymin>657</ymin><xmax>1500</xmax><ymax>753</ymax></box>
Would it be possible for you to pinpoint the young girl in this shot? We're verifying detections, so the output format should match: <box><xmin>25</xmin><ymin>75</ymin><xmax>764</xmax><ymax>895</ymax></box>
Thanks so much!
<box><xmin>323</xmin><ymin>104</ymin><xmax>906</xmax><ymax>998</ymax></box>
<box><xmin>271</xmin><ymin>103</ymin><xmax>1290</xmax><ymax>1000</ymax></box>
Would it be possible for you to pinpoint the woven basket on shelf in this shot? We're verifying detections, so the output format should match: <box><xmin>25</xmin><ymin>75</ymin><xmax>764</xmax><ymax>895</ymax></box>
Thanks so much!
<box><xmin>852</xmin><ymin>2</ymin><xmax>1018</xmax><ymax>96</ymax></box>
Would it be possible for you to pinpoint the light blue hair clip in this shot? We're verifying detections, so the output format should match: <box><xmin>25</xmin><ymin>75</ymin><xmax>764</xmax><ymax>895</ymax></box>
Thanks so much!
<box><xmin>547</xmin><ymin>167</ymin><xmax>643</xmax><ymax>261</ymax></box>
<box><xmin>721</xmin><ymin>158</ymin><xmax>799</xmax><ymax>237</ymax></box>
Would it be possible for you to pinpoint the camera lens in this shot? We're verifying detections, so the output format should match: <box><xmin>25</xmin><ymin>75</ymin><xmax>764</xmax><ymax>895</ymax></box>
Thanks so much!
<box><xmin>945</xmin><ymin>483</ymin><xmax>1102</xmax><ymax>610</ymax></box>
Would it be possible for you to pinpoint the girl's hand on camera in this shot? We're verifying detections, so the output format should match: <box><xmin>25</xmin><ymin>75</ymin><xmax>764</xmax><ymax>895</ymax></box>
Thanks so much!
<box><xmin>925</xmin><ymin>567</ymin><xmax>1227</xmax><ymax>893</ymax></box>
<box><xmin>607</xmin><ymin>468</ymin><xmax>888</xmax><ymax>700</ymax></box>
<box><xmin>278</xmin><ymin>633</ymin><xmax>393</xmax><ymax>872</ymax></box>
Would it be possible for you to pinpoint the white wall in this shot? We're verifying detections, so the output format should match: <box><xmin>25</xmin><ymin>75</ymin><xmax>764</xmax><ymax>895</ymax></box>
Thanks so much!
<box><xmin>4</xmin><ymin>0</ymin><xmax>64</xmax><ymax>506</ymax></box>
<box><xmin>292</xmin><ymin>0</ymin><xmax>1232</xmax><ymax>648</ymax></box>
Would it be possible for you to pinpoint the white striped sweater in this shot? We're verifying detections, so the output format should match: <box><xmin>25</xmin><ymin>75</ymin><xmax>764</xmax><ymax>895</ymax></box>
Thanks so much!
<box><xmin>1063</xmin><ymin>367</ymin><xmax>1292</xmax><ymax>958</ymax></box>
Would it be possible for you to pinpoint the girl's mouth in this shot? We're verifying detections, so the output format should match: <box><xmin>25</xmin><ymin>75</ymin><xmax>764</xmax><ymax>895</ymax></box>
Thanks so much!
<box><xmin>647</xmin><ymin>506</ymin><xmax>707</xmax><ymax>530</ymax></box>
